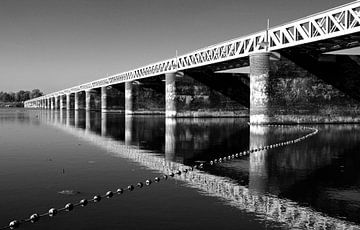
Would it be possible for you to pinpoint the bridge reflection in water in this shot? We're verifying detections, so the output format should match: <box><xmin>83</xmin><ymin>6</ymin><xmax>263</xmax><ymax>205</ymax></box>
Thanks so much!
<box><xmin>37</xmin><ymin>110</ymin><xmax>360</xmax><ymax>230</ymax></box>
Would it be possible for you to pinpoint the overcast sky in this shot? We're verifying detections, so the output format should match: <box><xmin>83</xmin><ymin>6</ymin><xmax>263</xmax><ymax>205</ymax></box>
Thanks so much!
<box><xmin>0</xmin><ymin>0</ymin><xmax>354</xmax><ymax>93</ymax></box>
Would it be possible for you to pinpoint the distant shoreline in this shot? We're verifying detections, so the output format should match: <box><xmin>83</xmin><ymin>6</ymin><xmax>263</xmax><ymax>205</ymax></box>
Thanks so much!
<box><xmin>0</xmin><ymin>102</ymin><xmax>23</xmax><ymax>108</ymax></box>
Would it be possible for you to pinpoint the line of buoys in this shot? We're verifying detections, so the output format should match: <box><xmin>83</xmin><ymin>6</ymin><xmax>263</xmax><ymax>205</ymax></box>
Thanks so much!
<box><xmin>2</xmin><ymin>124</ymin><xmax>318</xmax><ymax>230</ymax></box>
<box><xmin>204</xmin><ymin>125</ymin><xmax>318</xmax><ymax>168</ymax></box>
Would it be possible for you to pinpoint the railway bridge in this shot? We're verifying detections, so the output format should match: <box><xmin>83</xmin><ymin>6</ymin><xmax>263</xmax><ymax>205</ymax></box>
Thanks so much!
<box><xmin>25</xmin><ymin>1</ymin><xmax>360</xmax><ymax>124</ymax></box>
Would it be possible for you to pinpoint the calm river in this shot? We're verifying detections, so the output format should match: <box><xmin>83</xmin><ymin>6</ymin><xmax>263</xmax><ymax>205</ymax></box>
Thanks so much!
<box><xmin>0</xmin><ymin>109</ymin><xmax>359</xmax><ymax>229</ymax></box>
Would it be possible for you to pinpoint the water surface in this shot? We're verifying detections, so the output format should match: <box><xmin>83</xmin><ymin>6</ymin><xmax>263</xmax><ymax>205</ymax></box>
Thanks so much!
<box><xmin>0</xmin><ymin>109</ymin><xmax>359</xmax><ymax>229</ymax></box>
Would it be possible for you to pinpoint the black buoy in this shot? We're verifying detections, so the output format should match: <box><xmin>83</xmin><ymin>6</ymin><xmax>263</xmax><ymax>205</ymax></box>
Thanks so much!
<box><xmin>65</xmin><ymin>203</ymin><xmax>74</xmax><ymax>211</ymax></box>
<box><xmin>93</xmin><ymin>195</ymin><xmax>101</xmax><ymax>202</ymax></box>
<box><xmin>9</xmin><ymin>220</ymin><xmax>20</xmax><ymax>229</ymax></box>
<box><xmin>80</xmin><ymin>199</ymin><xmax>88</xmax><ymax>206</ymax></box>
<box><xmin>137</xmin><ymin>182</ymin><xmax>143</xmax><ymax>188</ymax></box>
<box><xmin>106</xmin><ymin>191</ymin><xmax>113</xmax><ymax>198</ymax></box>
<box><xmin>48</xmin><ymin>208</ymin><xmax>57</xmax><ymax>217</ymax></box>
<box><xmin>30</xmin><ymin>213</ymin><xmax>39</xmax><ymax>223</ymax></box>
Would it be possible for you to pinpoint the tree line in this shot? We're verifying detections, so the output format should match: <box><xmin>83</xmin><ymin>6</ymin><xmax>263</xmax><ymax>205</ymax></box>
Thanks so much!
<box><xmin>0</xmin><ymin>89</ymin><xmax>43</xmax><ymax>102</ymax></box>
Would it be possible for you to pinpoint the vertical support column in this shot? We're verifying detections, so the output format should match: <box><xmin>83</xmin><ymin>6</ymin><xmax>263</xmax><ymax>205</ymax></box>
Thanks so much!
<box><xmin>50</xmin><ymin>97</ymin><xmax>55</xmax><ymax>110</ymax></box>
<box><xmin>86</xmin><ymin>90</ymin><xmax>93</xmax><ymax>111</ymax></box>
<box><xmin>165</xmin><ymin>72</ymin><xmax>177</xmax><ymax>117</ymax></box>
<box><xmin>101</xmin><ymin>86</ymin><xmax>108</xmax><ymax>112</ymax></box>
<box><xmin>250</xmin><ymin>52</ymin><xmax>271</xmax><ymax>124</ymax></box>
<box><xmin>66</xmin><ymin>94</ymin><xmax>71</xmax><ymax>110</ymax></box>
<box><xmin>125</xmin><ymin>82</ymin><xmax>133</xmax><ymax>116</ymax></box>
<box><xmin>86</xmin><ymin>90</ymin><xmax>91</xmax><ymax>111</ymax></box>
<box><xmin>75</xmin><ymin>92</ymin><xmax>79</xmax><ymax>110</ymax></box>
<box><xmin>54</xmin><ymin>96</ymin><xmax>59</xmax><ymax>110</ymax></box>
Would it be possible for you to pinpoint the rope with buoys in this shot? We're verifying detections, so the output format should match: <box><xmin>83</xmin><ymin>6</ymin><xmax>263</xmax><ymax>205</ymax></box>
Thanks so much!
<box><xmin>1</xmin><ymin>124</ymin><xmax>318</xmax><ymax>229</ymax></box>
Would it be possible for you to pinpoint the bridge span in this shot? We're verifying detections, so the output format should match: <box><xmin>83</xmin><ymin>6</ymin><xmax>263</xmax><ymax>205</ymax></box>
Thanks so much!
<box><xmin>25</xmin><ymin>1</ymin><xmax>360</xmax><ymax>124</ymax></box>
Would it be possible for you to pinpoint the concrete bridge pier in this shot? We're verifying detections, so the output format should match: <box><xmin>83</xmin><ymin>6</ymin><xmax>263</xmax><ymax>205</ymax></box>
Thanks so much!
<box><xmin>66</xmin><ymin>94</ymin><xmax>70</xmax><ymax>110</ymax></box>
<box><xmin>50</xmin><ymin>97</ymin><xmax>55</xmax><ymax>110</ymax></box>
<box><xmin>85</xmin><ymin>89</ymin><xmax>101</xmax><ymax>111</ymax></box>
<box><xmin>75</xmin><ymin>91</ymin><xmax>85</xmax><ymax>110</ymax></box>
<box><xmin>249</xmin><ymin>51</ymin><xmax>360</xmax><ymax>124</ymax></box>
<box><xmin>46</xmin><ymin>98</ymin><xmax>50</xmax><ymax>109</ymax></box>
<box><xmin>165</xmin><ymin>72</ymin><xmax>176</xmax><ymax>117</ymax></box>
<box><xmin>101</xmin><ymin>86</ymin><xmax>107</xmax><ymax>112</ymax></box>
<box><xmin>125</xmin><ymin>82</ymin><xmax>133</xmax><ymax>116</ymax></box>
<box><xmin>249</xmin><ymin>52</ymin><xmax>272</xmax><ymax>124</ymax></box>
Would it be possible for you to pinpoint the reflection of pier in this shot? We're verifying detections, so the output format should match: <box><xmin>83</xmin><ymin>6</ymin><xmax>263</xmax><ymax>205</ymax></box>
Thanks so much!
<box><xmin>39</xmin><ymin>111</ymin><xmax>359</xmax><ymax>230</ymax></box>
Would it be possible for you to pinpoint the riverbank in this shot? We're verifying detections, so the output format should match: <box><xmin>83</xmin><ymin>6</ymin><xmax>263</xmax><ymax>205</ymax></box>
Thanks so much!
<box><xmin>0</xmin><ymin>102</ymin><xmax>23</xmax><ymax>107</ymax></box>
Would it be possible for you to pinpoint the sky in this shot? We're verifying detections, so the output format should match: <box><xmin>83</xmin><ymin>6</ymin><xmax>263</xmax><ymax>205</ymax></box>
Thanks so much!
<box><xmin>0</xmin><ymin>0</ymin><xmax>354</xmax><ymax>93</ymax></box>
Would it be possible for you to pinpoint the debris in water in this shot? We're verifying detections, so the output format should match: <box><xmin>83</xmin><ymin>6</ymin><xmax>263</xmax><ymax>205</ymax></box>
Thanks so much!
<box><xmin>58</xmin><ymin>190</ymin><xmax>81</xmax><ymax>195</ymax></box>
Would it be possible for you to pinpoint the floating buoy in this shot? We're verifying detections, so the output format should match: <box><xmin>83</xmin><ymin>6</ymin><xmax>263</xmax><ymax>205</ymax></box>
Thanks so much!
<box><xmin>162</xmin><ymin>175</ymin><xmax>168</xmax><ymax>180</ymax></box>
<box><xmin>127</xmin><ymin>185</ymin><xmax>134</xmax><ymax>191</ymax></box>
<box><xmin>30</xmin><ymin>213</ymin><xmax>39</xmax><ymax>223</ymax></box>
<box><xmin>146</xmin><ymin>179</ymin><xmax>152</xmax><ymax>185</ymax></box>
<box><xmin>137</xmin><ymin>182</ymin><xmax>143</xmax><ymax>188</ymax></box>
<box><xmin>154</xmin><ymin>177</ymin><xmax>160</xmax><ymax>182</ymax></box>
<box><xmin>80</xmin><ymin>199</ymin><xmax>88</xmax><ymax>206</ymax></box>
<box><xmin>117</xmin><ymin>188</ymin><xmax>124</xmax><ymax>194</ymax></box>
<box><xmin>9</xmin><ymin>220</ymin><xmax>20</xmax><ymax>229</ymax></box>
<box><xmin>65</xmin><ymin>203</ymin><xmax>74</xmax><ymax>211</ymax></box>
<box><xmin>48</xmin><ymin>208</ymin><xmax>57</xmax><ymax>217</ymax></box>
<box><xmin>93</xmin><ymin>195</ymin><xmax>101</xmax><ymax>202</ymax></box>
<box><xmin>106</xmin><ymin>191</ymin><xmax>113</xmax><ymax>198</ymax></box>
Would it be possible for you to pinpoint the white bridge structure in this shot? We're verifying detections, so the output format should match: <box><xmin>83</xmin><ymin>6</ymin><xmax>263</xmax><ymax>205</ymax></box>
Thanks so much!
<box><xmin>25</xmin><ymin>1</ymin><xmax>360</xmax><ymax>124</ymax></box>
<box><xmin>37</xmin><ymin>110</ymin><xmax>360</xmax><ymax>230</ymax></box>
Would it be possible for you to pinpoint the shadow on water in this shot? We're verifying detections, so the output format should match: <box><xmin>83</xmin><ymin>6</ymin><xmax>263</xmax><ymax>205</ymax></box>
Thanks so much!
<box><xmin>2</xmin><ymin>109</ymin><xmax>360</xmax><ymax>229</ymax></box>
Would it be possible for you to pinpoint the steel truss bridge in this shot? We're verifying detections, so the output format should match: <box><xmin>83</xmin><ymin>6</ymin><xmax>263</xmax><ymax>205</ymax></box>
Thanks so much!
<box><xmin>26</xmin><ymin>1</ymin><xmax>360</xmax><ymax>104</ymax></box>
